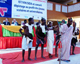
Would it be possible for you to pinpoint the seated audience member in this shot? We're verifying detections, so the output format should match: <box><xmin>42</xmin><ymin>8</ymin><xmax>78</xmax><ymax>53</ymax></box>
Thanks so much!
<box><xmin>3</xmin><ymin>18</ymin><xmax>10</xmax><ymax>25</ymax></box>
<box><xmin>12</xmin><ymin>19</ymin><xmax>18</xmax><ymax>26</ymax></box>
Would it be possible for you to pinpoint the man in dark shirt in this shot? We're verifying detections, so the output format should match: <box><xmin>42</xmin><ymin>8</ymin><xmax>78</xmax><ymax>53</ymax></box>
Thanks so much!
<box><xmin>3</xmin><ymin>18</ymin><xmax>10</xmax><ymax>25</ymax></box>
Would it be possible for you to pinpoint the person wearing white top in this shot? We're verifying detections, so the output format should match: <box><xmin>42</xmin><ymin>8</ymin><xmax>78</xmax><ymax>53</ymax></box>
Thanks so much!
<box><xmin>46</xmin><ymin>21</ymin><xmax>58</xmax><ymax>58</ymax></box>
<box><xmin>19</xmin><ymin>18</ymin><xmax>34</xmax><ymax>62</ymax></box>
<box><xmin>58</xmin><ymin>18</ymin><xmax>73</xmax><ymax>62</ymax></box>
<box><xmin>35</xmin><ymin>18</ymin><xmax>46</xmax><ymax>60</ymax></box>
<box><xmin>46</xmin><ymin>21</ymin><xmax>54</xmax><ymax>58</ymax></box>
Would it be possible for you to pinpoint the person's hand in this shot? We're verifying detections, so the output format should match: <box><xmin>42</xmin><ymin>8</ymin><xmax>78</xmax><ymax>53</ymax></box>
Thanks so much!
<box><xmin>47</xmin><ymin>28</ymin><xmax>49</xmax><ymax>31</ymax></box>
<box><xmin>55</xmin><ymin>25</ymin><xmax>58</xmax><ymax>28</ymax></box>
<box><xmin>22</xmin><ymin>33</ymin><xmax>24</xmax><ymax>36</ymax></box>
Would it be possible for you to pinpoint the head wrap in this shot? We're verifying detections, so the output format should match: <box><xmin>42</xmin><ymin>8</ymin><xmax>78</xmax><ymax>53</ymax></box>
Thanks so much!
<box><xmin>68</xmin><ymin>17</ymin><xmax>73</xmax><ymax>22</ymax></box>
<box><xmin>48</xmin><ymin>21</ymin><xmax>53</xmax><ymax>25</ymax></box>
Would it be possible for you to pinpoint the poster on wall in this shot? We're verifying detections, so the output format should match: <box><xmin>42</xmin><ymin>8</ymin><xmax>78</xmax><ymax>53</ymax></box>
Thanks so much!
<box><xmin>0</xmin><ymin>0</ymin><xmax>12</xmax><ymax>18</ymax></box>
<box><xmin>12</xmin><ymin>0</ymin><xmax>47</xmax><ymax>20</ymax></box>
<box><xmin>0</xmin><ymin>0</ymin><xmax>47</xmax><ymax>20</ymax></box>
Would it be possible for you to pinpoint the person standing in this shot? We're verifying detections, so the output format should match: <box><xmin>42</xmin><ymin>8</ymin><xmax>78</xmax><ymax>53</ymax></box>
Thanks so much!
<box><xmin>19</xmin><ymin>18</ymin><xmax>34</xmax><ymax>62</ymax></box>
<box><xmin>58</xmin><ymin>18</ymin><xmax>73</xmax><ymax>62</ymax></box>
<box><xmin>46</xmin><ymin>21</ymin><xmax>54</xmax><ymax>58</ymax></box>
<box><xmin>55</xmin><ymin>19</ymin><xmax>66</xmax><ymax>57</ymax></box>
<box><xmin>71</xmin><ymin>21</ymin><xmax>79</xmax><ymax>55</ymax></box>
<box><xmin>35</xmin><ymin>18</ymin><xmax>46</xmax><ymax>60</ymax></box>
<box><xmin>24</xmin><ymin>20</ymin><xmax>27</xmax><ymax>25</ymax></box>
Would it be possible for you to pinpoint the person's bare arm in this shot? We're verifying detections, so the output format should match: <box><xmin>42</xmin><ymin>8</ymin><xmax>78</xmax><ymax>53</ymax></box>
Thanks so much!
<box><xmin>19</xmin><ymin>26</ymin><xmax>26</xmax><ymax>35</ymax></box>
<box><xmin>75</xmin><ymin>28</ymin><xmax>79</xmax><ymax>35</ymax></box>
<box><xmin>36</xmin><ymin>26</ymin><xmax>44</xmax><ymax>39</ymax></box>
<box><xmin>53</xmin><ymin>25</ymin><xmax>58</xmax><ymax>29</ymax></box>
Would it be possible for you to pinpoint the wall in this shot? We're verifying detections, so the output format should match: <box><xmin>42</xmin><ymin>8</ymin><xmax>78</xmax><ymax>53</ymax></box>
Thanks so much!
<box><xmin>67</xmin><ymin>11</ymin><xmax>80</xmax><ymax>17</ymax></box>
<box><xmin>67</xmin><ymin>2</ymin><xmax>80</xmax><ymax>17</ymax></box>
<box><xmin>0</xmin><ymin>2</ymin><xmax>80</xmax><ymax>24</ymax></box>
<box><xmin>47</xmin><ymin>2</ymin><xmax>67</xmax><ymax>20</ymax></box>
<box><xmin>1</xmin><ymin>1</ymin><xmax>80</xmax><ymax>24</ymax></box>
<box><xmin>0</xmin><ymin>1</ymin><xmax>68</xmax><ymax>24</ymax></box>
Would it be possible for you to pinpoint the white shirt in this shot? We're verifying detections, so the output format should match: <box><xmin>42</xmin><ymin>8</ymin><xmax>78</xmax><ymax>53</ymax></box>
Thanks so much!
<box><xmin>21</xmin><ymin>23</ymin><xmax>33</xmax><ymax>33</ymax></box>
<box><xmin>59</xmin><ymin>24</ymin><xmax>73</xmax><ymax>60</ymax></box>
<box><xmin>6</xmin><ymin>21</ymin><xmax>8</xmax><ymax>25</ymax></box>
<box><xmin>40</xmin><ymin>24</ymin><xmax>46</xmax><ymax>33</ymax></box>
<box><xmin>26</xmin><ymin>23</ymin><xmax>33</xmax><ymax>33</ymax></box>
<box><xmin>60</xmin><ymin>24</ymin><xmax>73</xmax><ymax>40</ymax></box>
<box><xmin>14</xmin><ymin>22</ymin><xmax>17</xmax><ymax>26</ymax></box>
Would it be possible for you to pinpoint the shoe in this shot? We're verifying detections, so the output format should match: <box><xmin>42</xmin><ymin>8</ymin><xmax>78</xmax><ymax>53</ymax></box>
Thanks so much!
<box><xmin>41</xmin><ymin>56</ymin><xmax>46</xmax><ymax>59</ymax></box>
<box><xmin>28</xmin><ymin>58</ymin><xmax>33</xmax><ymax>61</ymax></box>
<box><xmin>55</xmin><ymin>54</ymin><xmax>58</xmax><ymax>57</ymax></box>
<box><xmin>21</xmin><ymin>59</ymin><xmax>24</xmax><ymax>62</ymax></box>
<box><xmin>49</xmin><ymin>55</ymin><xmax>53</xmax><ymax>59</ymax></box>
<box><xmin>62</xmin><ymin>59</ymin><xmax>70</xmax><ymax>62</ymax></box>
<box><xmin>57</xmin><ymin>59</ymin><xmax>62</xmax><ymax>61</ymax></box>
<box><xmin>67</xmin><ymin>60</ymin><xmax>70</xmax><ymax>62</ymax></box>
<box><xmin>35</xmin><ymin>57</ymin><xmax>37</xmax><ymax>60</ymax></box>
<box><xmin>72</xmin><ymin>53</ymin><xmax>75</xmax><ymax>55</ymax></box>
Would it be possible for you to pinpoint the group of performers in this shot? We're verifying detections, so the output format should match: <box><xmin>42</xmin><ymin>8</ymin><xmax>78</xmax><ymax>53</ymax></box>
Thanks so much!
<box><xmin>19</xmin><ymin>17</ymin><xmax>79</xmax><ymax>62</ymax></box>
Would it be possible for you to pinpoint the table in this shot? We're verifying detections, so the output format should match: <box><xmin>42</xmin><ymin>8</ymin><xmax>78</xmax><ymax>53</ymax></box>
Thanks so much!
<box><xmin>0</xmin><ymin>37</ymin><xmax>22</xmax><ymax>49</ymax></box>
<box><xmin>0</xmin><ymin>25</ymin><xmax>56</xmax><ymax>49</ymax></box>
<box><xmin>0</xmin><ymin>37</ymin><xmax>48</xmax><ymax>49</ymax></box>
<box><xmin>1</xmin><ymin>25</ymin><xmax>22</xmax><ymax>37</ymax></box>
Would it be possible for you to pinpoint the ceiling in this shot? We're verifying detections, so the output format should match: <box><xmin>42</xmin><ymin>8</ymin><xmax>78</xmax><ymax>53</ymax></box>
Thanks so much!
<box><xmin>48</xmin><ymin>0</ymin><xmax>70</xmax><ymax>3</ymax></box>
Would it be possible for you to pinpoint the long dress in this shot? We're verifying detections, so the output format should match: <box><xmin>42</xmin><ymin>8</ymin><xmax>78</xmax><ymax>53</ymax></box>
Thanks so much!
<box><xmin>58</xmin><ymin>24</ymin><xmax>73</xmax><ymax>60</ymax></box>
<box><xmin>47</xmin><ymin>27</ymin><xmax>54</xmax><ymax>54</ymax></box>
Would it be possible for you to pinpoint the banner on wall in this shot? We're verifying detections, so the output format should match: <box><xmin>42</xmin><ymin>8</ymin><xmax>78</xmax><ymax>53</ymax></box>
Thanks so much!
<box><xmin>0</xmin><ymin>0</ymin><xmax>47</xmax><ymax>20</ymax></box>
<box><xmin>0</xmin><ymin>0</ymin><xmax>12</xmax><ymax>18</ymax></box>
